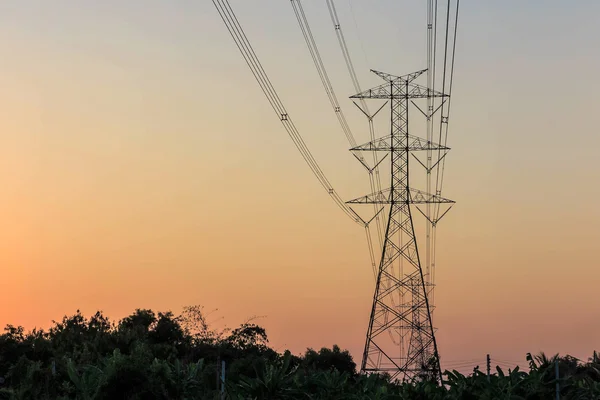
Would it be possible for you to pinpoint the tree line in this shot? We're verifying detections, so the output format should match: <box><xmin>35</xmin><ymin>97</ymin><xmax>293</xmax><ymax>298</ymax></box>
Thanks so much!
<box><xmin>0</xmin><ymin>306</ymin><xmax>598</xmax><ymax>399</ymax></box>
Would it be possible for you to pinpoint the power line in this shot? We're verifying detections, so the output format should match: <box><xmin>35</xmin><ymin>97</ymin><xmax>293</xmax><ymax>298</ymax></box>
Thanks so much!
<box><xmin>347</xmin><ymin>0</ymin><xmax>370</xmax><ymax>67</ymax></box>
<box><xmin>434</xmin><ymin>0</ymin><xmax>460</xmax><ymax>212</ymax></box>
<box><xmin>436</xmin><ymin>0</ymin><xmax>460</xmax><ymax>199</ymax></box>
<box><xmin>428</xmin><ymin>0</ymin><xmax>460</xmax><ymax>313</ymax></box>
<box><xmin>290</xmin><ymin>0</ymin><xmax>357</xmax><ymax>147</ymax></box>
<box><xmin>212</xmin><ymin>0</ymin><xmax>361</xmax><ymax>224</ymax></box>
<box><xmin>324</xmin><ymin>0</ymin><xmax>386</xmax><ymax>248</ymax></box>
<box><xmin>325</xmin><ymin>0</ymin><xmax>368</xmax><ymax>112</ymax></box>
<box><xmin>290</xmin><ymin>0</ymin><xmax>386</xmax><ymax>279</ymax></box>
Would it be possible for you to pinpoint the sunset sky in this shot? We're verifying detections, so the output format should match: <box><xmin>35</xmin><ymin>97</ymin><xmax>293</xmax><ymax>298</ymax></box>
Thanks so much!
<box><xmin>1</xmin><ymin>0</ymin><xmax>600</xmax><ymax>373</ymax></box>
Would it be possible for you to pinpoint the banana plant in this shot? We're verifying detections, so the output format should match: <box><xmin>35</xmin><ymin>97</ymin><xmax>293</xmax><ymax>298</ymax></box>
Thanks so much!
<box><xmin>66</xmin><ymin>358</ymin><xmax>103</xmax><ymax>400</ymax></box>
<box><xmin>231</xmin><ymin>351</ymin><xmax>298</xmax><ymax>399</ymax></box>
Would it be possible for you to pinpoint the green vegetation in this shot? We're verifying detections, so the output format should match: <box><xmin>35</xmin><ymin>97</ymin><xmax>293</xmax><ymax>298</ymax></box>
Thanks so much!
<box><xmin>0</xmin><ymin>306</ymin><xmax>598</xmax><ymax>399</ymax></box>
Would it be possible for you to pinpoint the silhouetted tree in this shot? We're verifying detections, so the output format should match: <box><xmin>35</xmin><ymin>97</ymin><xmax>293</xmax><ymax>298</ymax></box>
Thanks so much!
<box><xmin>228</xmin><ymin>322</ymin><xmax>269</xmax><ymax>350</ymax></box>
<box><xmin>1</xmin><ymin>307</ymin><xmax>599</xmax><ymax>399</ymax></box>
<box><xmin>302</xmin><ymin>344</ymin><xmax>356</xmax><ymax>374</ymax></box>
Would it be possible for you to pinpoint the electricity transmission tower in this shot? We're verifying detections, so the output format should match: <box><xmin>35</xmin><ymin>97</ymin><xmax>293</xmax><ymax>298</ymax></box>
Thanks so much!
<box><xmin>213</xmin><ymin>0</ymin><xmax>461</xmax><ymax>384</ymax></box>
<box><xmin>347</xmin><ymin>69</ymin><xmax>454</xmax><ymax>382</ymax></box>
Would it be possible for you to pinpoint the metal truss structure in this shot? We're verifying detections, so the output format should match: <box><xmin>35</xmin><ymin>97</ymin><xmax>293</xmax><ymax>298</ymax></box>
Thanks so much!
<box><xmin>214</xmin><ymin>0</ymin><xmax>461</xmax><ymax>385</ymax></box>
<box><xmin>348</xmin><ymin>70</ymin><xmax>454</xmax><ymax>383</ymax></box>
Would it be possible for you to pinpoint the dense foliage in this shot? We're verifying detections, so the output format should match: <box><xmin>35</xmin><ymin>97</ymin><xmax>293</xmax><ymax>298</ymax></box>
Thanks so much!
<box><xmin>0</xmin><ymin>307</ymin><xmax>598</xmax><ymax>399</ymax></box>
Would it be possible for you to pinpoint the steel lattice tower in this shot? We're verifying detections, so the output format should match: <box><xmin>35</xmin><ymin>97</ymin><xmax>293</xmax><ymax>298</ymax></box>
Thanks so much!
<box><xmin>347</xmin><ymin>69</ymin><xmax>453</xmax><ymax>383</ymax></box>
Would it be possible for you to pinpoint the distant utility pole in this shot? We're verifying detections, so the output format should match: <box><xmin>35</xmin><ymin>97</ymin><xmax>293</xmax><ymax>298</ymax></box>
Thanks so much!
<box><xmin>221</xmin><ymin>360</ymin><xmax>226</xmax><ymax>399</ymax></box>
<box><xmin>216</xmin><ymin>355</ymin><xmax>220</xmax><ymax>392</ymax></box>
<box><xmin>486</xmin><ymin>354</ymin><xmax>491</xmax><ymax>382</ymax></box>
<box><xmin>555</xmin><ymin>359</ymin><xmax>560</xmax><ymax>400</ymax></box>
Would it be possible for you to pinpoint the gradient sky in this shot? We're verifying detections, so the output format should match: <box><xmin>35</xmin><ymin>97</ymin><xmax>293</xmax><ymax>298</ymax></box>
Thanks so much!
<box><xmin>1</xmin><ymin>0</ymin><xmax>600</xmax><ymax>373</ymax></box>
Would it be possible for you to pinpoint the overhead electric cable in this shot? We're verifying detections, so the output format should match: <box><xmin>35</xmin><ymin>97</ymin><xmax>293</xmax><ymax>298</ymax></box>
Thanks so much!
<box><xmin>323</xmin><ymin>0</ymin><xmax>387</xmax><ymax>245</ymax></box>
<box><xmin>434</xmin><ymin>0</ymin><xmax>453</xmax><ymax>197</ymax></box>
<box><xmin>429</xmin><ymin>0</ymin><xmax>460</xmax><ymax>309</ymax></box>
<box><xmin>347</xmin><ymin>0</ymin><xmax>370</xmax><ymax>67</ymax></box>
<box><xmin>435</xmin><ymin>0</ymin><xmax>460</xmax><ymax>200</ymax></box>
<box><xmin>290</xmin><ymin>0</ymin><xmax>356</xmax><ymax>147</ymax></box>
<box><xmin>325</xmin><ymin>0</ymin><xmax>367</xmax><ymax>112</ymax></box>
<box><xmin>212</xmin><ymin>0</ymin><xmax>361</xmax><ymax>224</ymax></box>
<box><xmin>434</xmin><ymin>0</ymin><xmax>460</xmax><ymax>206</ymax></box>
<box><xmin>290</xmin><ymin>0</ymin><xmax>384</xmax><ymax>277</ymax></box>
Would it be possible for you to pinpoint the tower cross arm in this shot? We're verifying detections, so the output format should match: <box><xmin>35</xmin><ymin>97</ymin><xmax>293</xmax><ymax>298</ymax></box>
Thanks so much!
<box><xmin>351</xmin><ymin>134</ymin><xmax>450</xmax><ymax>152</ymax></box>
<box><xmin>346</xmin><ymin>188</ymin><xmax>454</xmax><ymax>204</ymax></box>
<box><xmin>371</xmin><ymin>69</ymin><xmax>427</xmax><ymax>83</ymax></box>
<box><xmin>350</xmin><ymin>82</ymin><xmax>448</xmax><ymax>100</ymax></box>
